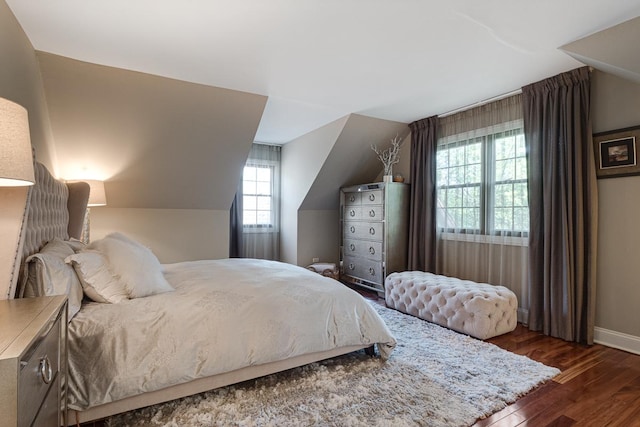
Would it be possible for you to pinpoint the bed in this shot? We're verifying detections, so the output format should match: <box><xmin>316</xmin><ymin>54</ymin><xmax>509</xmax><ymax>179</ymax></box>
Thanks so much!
<box><xmin>17</xmin><ymin>162</ymin><xmax>397</xmax><ymax>425</ymax></box>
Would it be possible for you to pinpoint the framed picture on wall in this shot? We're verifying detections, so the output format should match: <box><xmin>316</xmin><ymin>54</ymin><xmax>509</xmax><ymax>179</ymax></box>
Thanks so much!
<box><xmin>593</xmin><ymin>125</ymin><xmax>640</xmax><ymax>179</ymax></box>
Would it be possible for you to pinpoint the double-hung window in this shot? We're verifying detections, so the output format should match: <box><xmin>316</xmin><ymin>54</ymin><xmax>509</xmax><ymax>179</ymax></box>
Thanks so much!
<box><xmin>236</xmin><ymin>143</ymin><xmax>281</xmax><ymax>260</ymax></box>
<box><xmin>436</xmin><ymin>120</ymin><xmax>528</xmax><ymax>237</ymax></box>
<box><xmin>243</xmin><ymin>164</ymin><xmax>275</xmax><ymax>228</ymax></box>
<box><xmin>241</xmin><ymin>143</ymin><xmax>281</xmax><ymax>232</ymax></box>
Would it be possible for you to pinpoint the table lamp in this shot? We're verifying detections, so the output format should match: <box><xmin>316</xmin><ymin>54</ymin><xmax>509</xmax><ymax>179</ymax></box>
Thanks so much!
<box><xmin>0</xmin><ymin>97</ymin><xmax>34</xmax><ymax>186</ymax></box>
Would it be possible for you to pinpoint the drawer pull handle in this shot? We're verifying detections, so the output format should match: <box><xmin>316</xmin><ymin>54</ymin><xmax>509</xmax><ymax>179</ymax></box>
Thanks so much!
<box><xmin>369</xmin><ymin>267</ymin><xmax>376</xmax><ymax>276</ymax></box>
<box><xmin>349</xmin><ymin>263</ymin><xmax>355</xmax><ymax>270</ymax></box>
<box><xmin>369</xmin><ymin>247</ymin><xmax>375</xmax><ymax>255</ymax></box>
<box><xmin>349</xmin><ymin>209</ymin><xmax>356</xmax><ymax>217</ymax></box>
<box><xmin>369</xmin><ymin>227</ymin><xmax>375</xmax><ymax>235</ymax></box>
<box><xmin>350</xmin><ymin>243</ymin><xmax>356</xmax><ymax>251</ymax></box>
<box><xmin>368</xmin><ymin>194</ymin><xmax>375</xmax><ymax>202</ymax></box>
<box><xmin>39</xmin><ymin>356</ymin><xmax>53</xmax><ymax>385</ymax></box>
<box><xmin>350</xmin><ymin>226</ymin><xmax>355</xmax><ymax>233</ymax></box>
<box><xmin>369</xmin><ymin>210</ymin><xmax>375</xmax><ymax>218</ymax></box>
<box><xmin>349</xmin><ymin>195</ymin><xmax>356</xmax><ymax>202</ymax></box>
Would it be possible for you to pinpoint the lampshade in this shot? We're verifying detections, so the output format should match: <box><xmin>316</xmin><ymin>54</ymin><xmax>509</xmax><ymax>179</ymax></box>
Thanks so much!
<box><xmin>0</xmin><ymin>98</ymin><xmax>35</xmax><ymax>186</ymax></box>
<box><xmin>85</xmin><ymin>180</ymin><xmax>107</xmax><ymax>206</ymax></box>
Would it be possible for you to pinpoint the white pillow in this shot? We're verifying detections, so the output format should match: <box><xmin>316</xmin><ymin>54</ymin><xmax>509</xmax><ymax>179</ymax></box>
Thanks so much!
<box><xmin>65</xmin><ymin>252</ymin><xmax>129</xmax><ymax>303</ymax></box>
<box><xmin>87</xmin><ymin>233</ymin><xmax>174</xmax><ymax>298</ymax></box>
<box><xmin>24</xmin><ymin>238</ymin><xmax>83</xmax><ymax>320</ymax></box>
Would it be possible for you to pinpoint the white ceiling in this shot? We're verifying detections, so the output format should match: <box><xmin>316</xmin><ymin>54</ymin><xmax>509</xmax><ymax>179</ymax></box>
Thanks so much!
<box><xmin>6</xmin><ymin>0</ymin><xmax>640</xmax><ymax>144</ymax></box>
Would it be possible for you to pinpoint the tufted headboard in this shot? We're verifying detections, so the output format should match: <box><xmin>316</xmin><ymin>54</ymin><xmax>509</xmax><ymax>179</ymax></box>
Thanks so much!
<box><xmin>14</xmin><ymin>162</ymin><xmax>90</xmax><ymax>297</ymax></box>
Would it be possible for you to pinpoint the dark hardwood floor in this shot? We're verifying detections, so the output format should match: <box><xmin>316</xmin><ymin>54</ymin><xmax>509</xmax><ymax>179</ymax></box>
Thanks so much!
<box><xmin>81</xmin><ymin>288</ymin><xmax>640</xmax><ymax>426</ymax></box>
<box><xmin>355</xmin><ymin>288</ymin><xmax>640</xmax><ymax>426</ymax></box>
<box><xmin>477</xmin><ymin>325</ymin><xmax>640</xmax><ymax>426</ymax></box>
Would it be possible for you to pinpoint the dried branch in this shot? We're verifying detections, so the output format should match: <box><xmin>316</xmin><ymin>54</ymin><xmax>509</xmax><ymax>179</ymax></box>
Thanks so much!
<box><xmin>371</xmin><ymin>135</ymin><xmax>404</xmax><ymax>176</ymax></box>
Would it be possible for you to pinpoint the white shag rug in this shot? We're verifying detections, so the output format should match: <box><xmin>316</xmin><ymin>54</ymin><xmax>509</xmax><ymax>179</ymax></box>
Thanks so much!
<box><xmin>106</xmin><ymin>303</ymin><xmax>559</xmax><ymax>427</ymax></box>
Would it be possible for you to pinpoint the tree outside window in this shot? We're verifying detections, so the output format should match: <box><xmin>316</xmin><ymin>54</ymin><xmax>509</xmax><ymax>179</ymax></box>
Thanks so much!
<box><xmin>436</xmin><ymin>128</ymin><xmax>528</xmax><ymax>236</ymax></box>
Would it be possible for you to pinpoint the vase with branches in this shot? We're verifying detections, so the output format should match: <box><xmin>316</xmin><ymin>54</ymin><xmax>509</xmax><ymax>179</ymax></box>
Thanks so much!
<box><xmin>371</xmin><ymin>135</ymin><xmax>403</xmax><ymax>179</ymax></box>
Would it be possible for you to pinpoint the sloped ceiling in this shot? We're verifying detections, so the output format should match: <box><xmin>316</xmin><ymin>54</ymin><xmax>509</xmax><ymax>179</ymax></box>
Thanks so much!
<box><xmin>6</xmin><ymin>1</ymin><xmax>640</xmax><ymax>143</ymax></box>
<box><xmin>37</xmin><ymin>52</ymin><xmax>267</xmax><ymax>210</ymax></box>
<box><xmin>561</xmin><ymin>16</ymin><xmax>640</xmax><ymax>84</ymax></box>
<box><xmin>300</xmin><ymin>114</ymin><xmax>408</xmax><ymax>210</ymax></box>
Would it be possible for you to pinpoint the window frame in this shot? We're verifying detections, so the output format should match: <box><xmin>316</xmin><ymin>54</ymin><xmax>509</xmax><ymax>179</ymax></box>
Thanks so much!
<box><xmin>436</xmin><ymin>120</ymin><xmax>528</xmax><ymax>238</ymax></box>
<box><xmin>436</xmin><ymin>136</ymin><xmax>484</xmax><ymax>234</ymax></box>
<box><xmin>242</xmin><ymin>161</ymin><xmax>277</xmax><ymax>230</ymax></box>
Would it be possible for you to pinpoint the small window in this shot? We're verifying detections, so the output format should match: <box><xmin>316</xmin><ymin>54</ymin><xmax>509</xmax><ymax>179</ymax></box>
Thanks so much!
<box><xmin>242</xmin><ymin>164</ymin><xmax>274</xmax><ymax>227</ymax></box>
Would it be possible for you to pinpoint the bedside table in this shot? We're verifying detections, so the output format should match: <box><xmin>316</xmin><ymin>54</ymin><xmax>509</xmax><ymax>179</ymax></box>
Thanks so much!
<box><xmin>0</xmin><ymin>295</ymin><xmax>68</xmax><ymax>427</ymax></box>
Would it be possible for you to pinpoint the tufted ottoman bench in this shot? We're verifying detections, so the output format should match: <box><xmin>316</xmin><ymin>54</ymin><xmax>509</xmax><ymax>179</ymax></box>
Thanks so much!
<box><xmin>385</xmin><ymin>271</ymin><xmax>518</xmax><ymax>339</ymax></box>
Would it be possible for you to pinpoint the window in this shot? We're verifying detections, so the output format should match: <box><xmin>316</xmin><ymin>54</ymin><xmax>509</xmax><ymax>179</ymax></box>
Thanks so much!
<box><xmin>243</xmin><ymin>164</ymin><xmax>275</xmax><ymax>227</ymax></box>
<box><xmin>436</xmin><ymin>123</ymin><xmax>528</xmax><ymax>236</ymax></box>
<box><xmin>234</xmin><ymin>143</ymin><xmax>281</xmax><ymax>260</ymax></box>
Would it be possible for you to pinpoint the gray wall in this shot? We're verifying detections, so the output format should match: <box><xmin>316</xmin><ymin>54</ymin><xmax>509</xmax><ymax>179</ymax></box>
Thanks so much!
<box><xmin>37</xmin><ymin>53</ymin><xmax>267</xmax><ymax>210</ymax></box>
<box><xmin>0</xmin><ymin>1</ymin><xmax>56</xmax><ymax>169</ymax></box>
<box><xmin>90</xmin><ymin>208</ymin><xmax>229</xmax><ymax>263</ymax></box>
<box><xmin>36</xmin><ymin>53</ymin><xmax>267</xmax><ymax>262</ymax></box>
<box><xmin>280</xmin><ymin>117</ymin><xmax>347</xmax><ymax>265</ymax></box>
<box><xmin>0</xmin><ymin>0</ymin><xmax>56</xmax><ymax>297</ymax></box>
<box><xmin>281</xmin><ymin>114</ymin><xmax>407</xmax><ymax>266</ymax></box>
<box><xmin>591</xmin><ymin>70</ymin><xmax>640</xmax><ymax>342</ymax></box>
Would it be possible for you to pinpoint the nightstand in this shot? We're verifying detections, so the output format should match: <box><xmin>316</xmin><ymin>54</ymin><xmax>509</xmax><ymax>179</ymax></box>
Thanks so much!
<box><xmin>0</xmin><ymin>295</ymin><xmax>68</xmax><ymax>427</ymax></box>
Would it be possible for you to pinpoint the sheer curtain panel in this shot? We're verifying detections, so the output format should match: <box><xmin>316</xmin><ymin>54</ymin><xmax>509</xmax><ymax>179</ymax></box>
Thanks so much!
<box><xmin>523</xmin><ymin>67</ymin><xmax>597</xmax><ymax>344</ymax></box>
<box><xmin>229</xmin><ymin>144</ymin><xmax>280</xmax><ymax>260</ymax></box>
<box><xmin>435</xmin><ymin>94</ymin><xmax>528</xmax><ymax>309</ymax></box>
<box><xmin>241</xmin><ymin>144</ymin><xmax>281</xmax><ymax>261</ymax></box>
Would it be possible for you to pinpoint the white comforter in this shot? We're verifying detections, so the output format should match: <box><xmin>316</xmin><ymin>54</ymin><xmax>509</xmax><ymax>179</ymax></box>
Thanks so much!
<box><xmin>67</xmin><ymin>258</ymin><xmax>396</xmax><ymax>410</ymax></box>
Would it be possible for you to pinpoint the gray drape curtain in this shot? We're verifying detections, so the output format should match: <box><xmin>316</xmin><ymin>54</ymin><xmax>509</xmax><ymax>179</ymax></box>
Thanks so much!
<box><xmin>407</xmin><ymin>116</ymin><xmax>438</xmax><ymax>272</ymax></box>
<box><xmin>523</xmin><ymin>66</ymin><xmax>598</xmax><ymax>344</ymax></box>
<box><xmin>229</xmin><ymin>182</ymin><xmax>243</xmax><ymax>258</ymax></box>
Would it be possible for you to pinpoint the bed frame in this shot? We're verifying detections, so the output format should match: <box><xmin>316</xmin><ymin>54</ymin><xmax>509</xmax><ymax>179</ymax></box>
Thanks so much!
<box><xmin>70</xmin><ymin>344</ymin><xmax>368</xmax><ymax>424</ymax></box>
<box><xmin>19</xmin><ymin>162</ymin><xmax>371</xmax><ymax>425</ymax></box>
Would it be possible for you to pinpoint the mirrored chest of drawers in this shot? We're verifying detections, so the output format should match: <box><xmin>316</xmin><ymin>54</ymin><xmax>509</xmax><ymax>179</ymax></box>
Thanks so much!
<box><xmin>340</xmin><ymin>182</ymin><xmax>409</xmax><ymax>292</ymax></box>
<box><xmin>0</xmin><ymin>295</ymin><xmax>68</xmax><ymax>427</ymax></box>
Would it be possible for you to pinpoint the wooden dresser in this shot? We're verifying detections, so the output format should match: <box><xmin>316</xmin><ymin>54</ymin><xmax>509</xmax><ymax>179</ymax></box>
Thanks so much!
<box><xmin>0</xmin><ymin>296</ymin><xmax>68</xmax><ymax>427</ymax></box>
<box><xmin>340</xmin><ymin>182</ymin><xmax>409</xmax><ymax>293</ymax></box>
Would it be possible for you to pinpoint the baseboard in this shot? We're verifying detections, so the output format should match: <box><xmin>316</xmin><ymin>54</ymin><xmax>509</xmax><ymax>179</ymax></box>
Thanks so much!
<box><xmin>515</xmin><ymin>314</ymin><xmax>640</xmax><ymax>355</ymax></box>
<box><xmin>594</xmin><ymin>327</ymin><xmax>640</xmax><ymax>355</ymax></box>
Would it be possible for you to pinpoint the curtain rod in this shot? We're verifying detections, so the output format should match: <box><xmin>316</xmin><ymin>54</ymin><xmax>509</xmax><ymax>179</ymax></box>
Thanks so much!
<box><xmin>252</xmin><ymin>141</ymin><xmax>283</xmax><ymax>147</ymax></box>
<box><xmin>439</xmin><ymin>66</ymin><xmax>594</xmax><ymax>118</ymax></box>
<box><xmin>439</xmin><ymin>88</ymin><xmax>523</xmax><ymax>118</ymax></box>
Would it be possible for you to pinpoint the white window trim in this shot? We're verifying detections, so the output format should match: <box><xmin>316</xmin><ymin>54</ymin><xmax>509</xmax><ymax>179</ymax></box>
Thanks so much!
<box><xmin>242</xmin><ymin>159</ymin><xmax>280</xmax><ymax>232</ymax></box>
<box><xmin>437</xmin><ymin>120</ymin><xmax>528</xmax><ymax>235</ymax></box>
<box><xmin>439</xmin><ymin>231</ymin><xmax>529</xmax><ymax>247</ymax></box>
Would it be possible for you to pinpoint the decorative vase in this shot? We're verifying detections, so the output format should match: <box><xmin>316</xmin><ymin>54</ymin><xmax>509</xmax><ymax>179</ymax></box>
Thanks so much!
<box><xmin>383</xmin><ymin>175</ymin><xmax>393</xmax><ymax>183</ymax></box>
